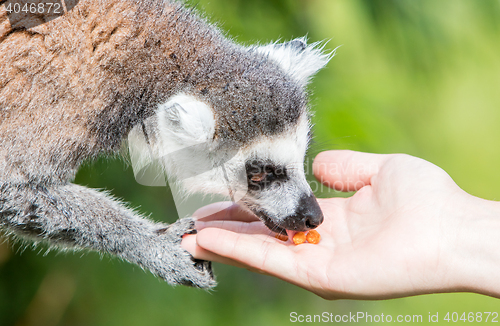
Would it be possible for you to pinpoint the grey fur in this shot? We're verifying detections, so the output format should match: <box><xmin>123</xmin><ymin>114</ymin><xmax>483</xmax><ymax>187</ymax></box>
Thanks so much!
<box><xmin>0</xmin><ymin>182</ymin><xmax>215</xmax><ymax>287</ymax></box>
<box><xmin>0</xmin><ymin>0</ymin><xmax>328</xmax><ymax>287</ymax></box>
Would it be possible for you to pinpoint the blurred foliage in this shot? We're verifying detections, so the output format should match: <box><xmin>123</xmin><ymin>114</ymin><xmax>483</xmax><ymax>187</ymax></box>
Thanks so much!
<box><xmin>2</xmin><ymin>0</ymin><xmax>500</xmax><ymax>325</ymax></box>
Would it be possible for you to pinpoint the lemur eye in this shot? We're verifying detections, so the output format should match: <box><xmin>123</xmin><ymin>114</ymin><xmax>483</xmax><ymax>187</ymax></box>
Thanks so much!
<box><xmin>245</xmin><ymin>160</ymin><xmax>287</xmax><ymax>191</ymax></box>
<box><xmin>250</xmin><ymin>172</ymin><xmax>268</xmax><ymax>182</ymax></box>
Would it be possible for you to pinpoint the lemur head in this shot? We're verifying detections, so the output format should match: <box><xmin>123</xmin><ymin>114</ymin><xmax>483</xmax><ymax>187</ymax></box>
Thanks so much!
<box><xmin>132</xmin><ymin>37</ymin><xmax>331</xmax><ymax>234</ymax></box>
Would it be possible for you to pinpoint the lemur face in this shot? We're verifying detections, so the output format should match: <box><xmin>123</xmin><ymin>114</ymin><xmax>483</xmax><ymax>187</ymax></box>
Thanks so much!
<box><xmin>239</xmin><ymin>114</ymin><xmax>324</xmax><ymax>234</ymax></box>
<box><xmin>149</xmin><ymin>103</ymin><xmax>322</xmax><ymax>234</ymax></box>
<box><xmin>130</xmin><ymin>37</ymin><xmax>331</xmax><ymax>233</ymax></box>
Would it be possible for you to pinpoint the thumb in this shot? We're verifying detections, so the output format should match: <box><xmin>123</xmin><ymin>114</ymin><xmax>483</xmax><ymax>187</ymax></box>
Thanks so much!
<box><xmin>313</xmin><ymin>150</ymin><xmax>389</xmax><ymax>192</ymax></box>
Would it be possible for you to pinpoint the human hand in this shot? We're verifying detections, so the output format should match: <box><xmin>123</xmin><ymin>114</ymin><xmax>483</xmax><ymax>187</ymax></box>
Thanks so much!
<box><xmin>182</xmin><ymin>150</ymin><xmax>500</xmax><ymax>299</ymax></box>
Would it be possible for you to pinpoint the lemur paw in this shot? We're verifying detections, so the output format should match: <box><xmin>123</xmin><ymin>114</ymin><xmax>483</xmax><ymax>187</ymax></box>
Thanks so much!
<box><xmin>150</xmin><ymin>217</ymin><xmax>216</xmax><ymax>288</ymax></box>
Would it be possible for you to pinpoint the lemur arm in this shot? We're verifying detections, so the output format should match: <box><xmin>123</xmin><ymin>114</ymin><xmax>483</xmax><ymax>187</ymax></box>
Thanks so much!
<box><xmin>0</xmin><ymin>182</ymin><xmax>215</xmax><ymax>288</ymax></box>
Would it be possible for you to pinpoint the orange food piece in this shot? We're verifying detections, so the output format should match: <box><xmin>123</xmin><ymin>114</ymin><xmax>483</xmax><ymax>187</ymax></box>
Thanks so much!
<box><xmin>290</xmin><ymin>230</ymin><xmax>321</xmax><ymax>245</ymax></box>
<box><xmin>292</xmin><ymin>232</ymin><xmax>307</xmax><ymax>245</ymax></box>
<box><xmin>275</xmin><ymin>233</ymin><xmax>289</xmax><ymax>242</ymax></box>
<box><xmin>306</xmin><ymin>230</ymin><xmax>321</xmax><ymax>244</ymax></box>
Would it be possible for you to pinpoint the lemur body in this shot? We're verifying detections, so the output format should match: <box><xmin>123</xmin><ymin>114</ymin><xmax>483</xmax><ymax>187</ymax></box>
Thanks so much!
<box><xmin>0</xmin><ymin>0</ymin><xmax>329</xmax><ymax>287</ymax></box>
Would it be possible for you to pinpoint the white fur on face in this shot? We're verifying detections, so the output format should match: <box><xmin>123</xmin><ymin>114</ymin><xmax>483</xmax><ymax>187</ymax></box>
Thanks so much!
<box><xmin>129</xmin><ymin>93</ymin><xmax>313</xmax><ymax>223</ymax></box>
<box><xmin>249</xmin><ymin>37</ymin><xmax>334</xmax><ymax>86</ymax></box>
<box><xmin>235</xmin><ymin>114</ymin><xmax>313</xmax><ymax>223</ymax></box>
<box><xmin>171</xmin><ymin>113</ymin><xmax>313</xmax><ymax>209</ymax></box>
<box><xmin>239</xmin><ymin>113</ymin><xmax>310</xmax><ymax>169</ymax></box>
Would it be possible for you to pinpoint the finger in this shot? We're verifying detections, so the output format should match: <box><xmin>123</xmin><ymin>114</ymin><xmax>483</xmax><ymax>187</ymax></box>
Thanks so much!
<box><xmin>313</xmin><ymin>150</ymin><xmax>388</xmax><ymax>192</ymax></box>
<box><xmin>195</xmin><ymin>220</ymin><xmax>272</xmax><ymax>235</ymax></box>
<box><xmin>181</xmin><ymin>234</ymin><xmax>248</xmax><ymax>268</ymax></box>
<box><xmin>196</xmin><ymin>228</ymin><xmax>298</xmax><ymax>281</ymax></box>
<box><xmin>193</xmin><ymin>202</ymin><xmax>260</xmax><ymax>222</ymax></box>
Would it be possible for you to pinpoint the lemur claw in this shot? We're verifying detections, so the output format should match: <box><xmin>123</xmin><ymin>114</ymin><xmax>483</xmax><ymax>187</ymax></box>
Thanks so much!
<box><xmin>152</xmin><ymin>217</ymin><xmax>216</xmax><ymax>288</ymax></box>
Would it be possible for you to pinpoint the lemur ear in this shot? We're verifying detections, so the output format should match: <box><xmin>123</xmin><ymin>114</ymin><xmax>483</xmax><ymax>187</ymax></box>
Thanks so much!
<box><xmin>249</xmin><ymin>37</ymin><xmax>334</xmax><ymax>86</ymax></box>
<box><xmin>157</xmin><ymin>93</ymin><xmax>215</xmax><ymax>146</ymax></box>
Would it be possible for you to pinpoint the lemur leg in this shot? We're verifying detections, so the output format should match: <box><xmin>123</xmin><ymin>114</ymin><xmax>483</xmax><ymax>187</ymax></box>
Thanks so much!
<box><xmin>0</xmin><ymin>183</ymin><xmax>215</xmax><ymax>288</ymax></box>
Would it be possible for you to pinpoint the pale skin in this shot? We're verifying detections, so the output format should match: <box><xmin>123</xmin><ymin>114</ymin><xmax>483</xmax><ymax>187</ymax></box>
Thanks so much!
<box><xmin>182</xmin><ymin>150</ymin><xmax>500</xmax><ymax>299</ymax></box>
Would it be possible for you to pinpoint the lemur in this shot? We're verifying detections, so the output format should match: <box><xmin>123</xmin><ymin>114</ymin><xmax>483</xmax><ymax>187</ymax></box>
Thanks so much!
<box><xmin>0</xmin><ymin>0</ymin><xmax>331</xmax><ymax>288</ymax></box>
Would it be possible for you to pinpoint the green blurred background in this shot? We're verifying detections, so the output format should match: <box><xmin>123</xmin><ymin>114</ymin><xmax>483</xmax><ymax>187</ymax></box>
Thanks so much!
<box><xmin>2</xmin><ymin>0</ymin><xmax>500</xmax><ymax>325</ymax></box>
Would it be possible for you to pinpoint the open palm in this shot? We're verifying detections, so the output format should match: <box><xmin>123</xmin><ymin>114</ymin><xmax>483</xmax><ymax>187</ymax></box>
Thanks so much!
<box><xmin>183</xmin><ymin>150</ymin><xmax>472</xmax><ymax>299</ymax></box>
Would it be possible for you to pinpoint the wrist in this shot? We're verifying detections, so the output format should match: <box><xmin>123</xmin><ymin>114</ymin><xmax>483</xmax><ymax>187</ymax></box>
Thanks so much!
<box><xmin>446</xmin><ymin>190</ymin><xmax>500</xmax><ymax>297</ymax></box>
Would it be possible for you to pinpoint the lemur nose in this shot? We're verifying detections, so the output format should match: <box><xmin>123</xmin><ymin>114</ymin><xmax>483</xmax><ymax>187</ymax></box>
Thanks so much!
<box><xmin>305</xmin><ymin>215</ymin><xmax>322</xmax><ymax>229</ymax></box>
<box><xmin>299</xmin><ymin>194</ymin><xmax>324</xmax><ymax>229</ymax></box>
<box><xmin>282</xmin><ymin>193</ymin><xmax>324</xmax><ymax>231</ymax></box>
